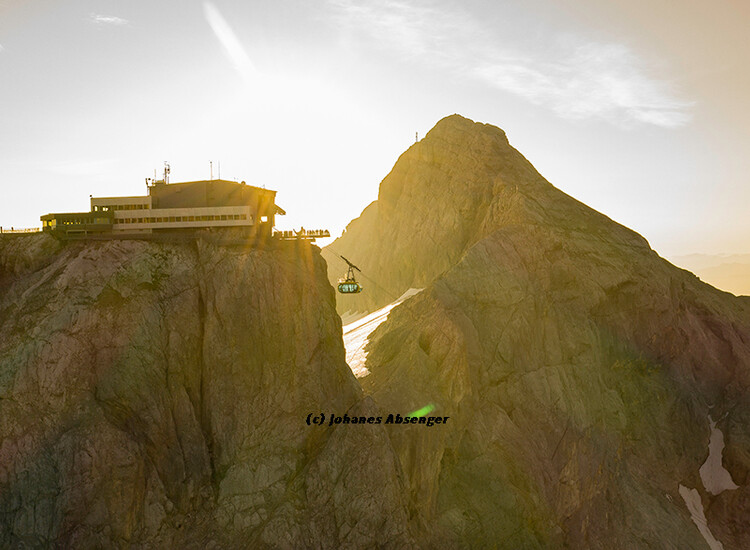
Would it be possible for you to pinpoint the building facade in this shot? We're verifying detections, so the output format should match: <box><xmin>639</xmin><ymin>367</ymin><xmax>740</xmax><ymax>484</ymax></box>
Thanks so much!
<box><xmin>42</xmin><ymin>179</ymin><xmax>285</xmax><ymax>238</ymax></box>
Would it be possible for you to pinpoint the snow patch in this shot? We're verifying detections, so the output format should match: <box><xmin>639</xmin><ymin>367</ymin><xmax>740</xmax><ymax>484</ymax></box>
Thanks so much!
<box><xmin>700</xmin><ymin>415</ymin><xmax>739</xmax><ymax>495</ymax></box>
<box><xmin>342</xmin><ymin>289</ymin><xmax>423</xmax><ymax>378</ymax></box>
<box><xmin>340</xmin><ymin>310</ymin><xmax>369</xmax><ymax>326</ymax></box>
<box><xmin>679</xmin><ymin>484</ymin><xmax>724</xmax><ymax>550</ymax></box>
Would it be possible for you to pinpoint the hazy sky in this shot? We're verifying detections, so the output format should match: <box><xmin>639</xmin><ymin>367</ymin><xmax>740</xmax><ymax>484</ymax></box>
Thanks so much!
<box><xmin>1</xmin><ymin>0</ymin><xmax>748</xmax><ymax>255</ymax></box>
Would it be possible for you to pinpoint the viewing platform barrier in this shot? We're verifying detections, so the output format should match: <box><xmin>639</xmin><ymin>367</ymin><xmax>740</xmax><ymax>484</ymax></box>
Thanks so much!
<box><xmin>274</xmin><ymin>229</ymin><xmax>330</xmax><ymax>241</ymax></box>
<box><xmin>0</xmin><ymin>227</ymin><xmax>41</xmax><ymax>234</ymax></box>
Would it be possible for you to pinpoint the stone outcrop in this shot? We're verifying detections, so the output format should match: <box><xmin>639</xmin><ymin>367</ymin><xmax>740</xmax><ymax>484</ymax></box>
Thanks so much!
<box><xmin>3</xmin><ymin>113</ymin><xmax>750</xmax><ymax>549</ymax></box>
<box><xmin>327</xmin><ymin>115</ymin><xmax>750</xmax><ymax>548</ymax></box>
<box><xmin>0</xmin><ymin>233</ymin><xmax>413</xmax><ymax>548</ymax></box>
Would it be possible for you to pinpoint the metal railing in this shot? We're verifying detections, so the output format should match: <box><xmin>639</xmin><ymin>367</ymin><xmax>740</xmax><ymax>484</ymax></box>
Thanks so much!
<box><xmin>274</xmin><ymin>228</ymin><xmax>330</xmax><ymax>240</ymax></box>
<box><xmin>0</xmin><ymin>227</ymin><xmax>41</xmax><ymax>234</ymax></box>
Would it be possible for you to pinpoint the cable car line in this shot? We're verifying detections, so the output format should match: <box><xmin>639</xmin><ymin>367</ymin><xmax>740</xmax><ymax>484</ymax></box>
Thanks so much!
<box><xmin>325</xmin><ymin>244</ymin><xmax>455</xmax><ymax>344</ymax></box>
<box><xmin>336</xmin><ymin>254</ymin><xmax>364</xmax><ymax>294</ymax></box>
<box><xmin>326</xmin><ymin>246</ymin><xmax>401</xmax><ymax>300</ymax></box>
<box><xmin>327</xmin><ymin>244</ymin><xmax>444</xmax><ymax>421</ymax></box>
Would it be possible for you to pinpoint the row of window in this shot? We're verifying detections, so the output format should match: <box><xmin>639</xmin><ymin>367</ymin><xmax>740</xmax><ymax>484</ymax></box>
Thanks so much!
<box><xmin>114</xmin><ymin>214</ymin><xmax>246</xmax><ymax>224</ymax></box>
<box><xmin>44</xmin><ymin>218</ymin><xmax>110</xmax><ymax>226</ymax></box>
<box><xmin>93</xmin><ymin>204</ymin><xmax>149</xmax><ymax>212</ymax></box>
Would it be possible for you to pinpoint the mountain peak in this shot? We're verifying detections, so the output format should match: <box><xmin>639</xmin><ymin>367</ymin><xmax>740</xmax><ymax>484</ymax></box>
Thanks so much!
<box><xmin>325</xmin><ymin>114</ymin><xmax>647</xmax><ymax>316</ymax></box>
<box><xmin>424</xmin><ymin>114</ymin><xmax>509</xmax><ymax>145</ymax></box>
<box><xmin>327</xmin><ymin>114</ymin><xmax>750</xmax><ymax>549</ymax></box>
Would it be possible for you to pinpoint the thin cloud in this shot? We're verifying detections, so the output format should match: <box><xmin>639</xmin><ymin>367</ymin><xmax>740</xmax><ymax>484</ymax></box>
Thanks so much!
<box><xmin>90</xmin><ymin>14</ymin><xmax>129</xmax><ymax>26</ymax></box>
<box><xmin>203</xmin><ymin>2</ymin><xmax>258</xmax><ymax>88</ymax></box>
<box><xmin>328</xmin><ymin>0</ymin><xmax>692</xmax><ymax>128</ymax></box>
<box><xmin>329</xmin><ymin>0</ymin><xmax>469</xmax><ymax>62</ymax></box>
<box><xmin>474</xmin><ymin>43</ymin><xmax>693</xmax><ymax>128</ymax></box>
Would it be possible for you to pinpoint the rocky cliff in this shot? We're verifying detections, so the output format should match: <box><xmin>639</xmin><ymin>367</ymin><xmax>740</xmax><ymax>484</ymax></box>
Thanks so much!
<box><xmin>326</xmin><ymin>115</ymin><xmax>750</xmax><ymax>548</ymax></box>
<box><xmin>3</xmin><ymin>114</ymin><xmax>749</xmax><ymax>549</ymax></box>
<box><xmin>0</xmin><ymin>232</ymin><xmax>414</xmax><ymax>548</ymax></box>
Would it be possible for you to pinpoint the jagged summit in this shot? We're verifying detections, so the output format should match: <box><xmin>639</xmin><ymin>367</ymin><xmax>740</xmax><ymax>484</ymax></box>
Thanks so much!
<box><xmin>420</xmin><ymin>113</ymin><xmax>509</xmax><ymax>143</ymax></box>
<box><xmin>324</xmin><ymin>114</ymin><xmax>647</xmax><ymax>318</ymax></box>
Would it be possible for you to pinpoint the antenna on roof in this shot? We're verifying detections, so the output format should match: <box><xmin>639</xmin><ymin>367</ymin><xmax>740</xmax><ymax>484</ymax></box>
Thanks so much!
<box><xmin>210</xmin><ymin>161</ymin><xmax>213</xmax><ymax>180</ymax></box>
<box><xmin>149</xmin><ymin>162</ymin><xmax>170</xmax><ymax>186</ymax></box>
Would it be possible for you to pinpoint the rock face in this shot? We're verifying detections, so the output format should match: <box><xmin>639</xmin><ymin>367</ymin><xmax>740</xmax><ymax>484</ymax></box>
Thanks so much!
<box><xmin>0</xmin><ymin>233</ymin><xmax>414</xmax><ymax>548</ymax></box>
<box><xmin>3</xmin><ymin>114</ymin><xmax>750</xmax><ymax>549</ymax></box>
<box><xmin>326</xmin><ymin>115</ymin><xmax>750</xmax><ymax>548</ymax></box>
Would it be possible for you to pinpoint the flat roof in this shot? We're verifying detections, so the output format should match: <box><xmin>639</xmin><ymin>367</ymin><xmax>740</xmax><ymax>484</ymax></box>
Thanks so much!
<box><xmin>91</xmin><ymin>196</ymin><xmax>150</xmax><ymax>201</ymax></box>
<box><xmin>152</xmin><ymin>179</ymin><xmax>276</xmax><ymax>194</ymax></box>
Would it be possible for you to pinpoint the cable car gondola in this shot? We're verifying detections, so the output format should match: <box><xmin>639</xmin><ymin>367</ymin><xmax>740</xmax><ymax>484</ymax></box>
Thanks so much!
<box><xmin>338</xmin><ymin>256</ymin><xmax>363</xmax><ymax>294</ymax></box>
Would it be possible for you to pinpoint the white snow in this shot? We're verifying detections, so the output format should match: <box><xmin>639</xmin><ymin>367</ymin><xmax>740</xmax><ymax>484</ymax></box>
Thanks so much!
<box><xmin>342</xmin><ymin>288</ymin><xmax>422</xmax><ymax>378</ymax></box>
<box><xmin>699</xmin><ymin>416</ymin><xmax>739</xmax><ymax>495</ymax></box>
<box><xmin>676</xmin><ymin>415</ymin><xmax>738</xmax><ymax>549</ymax></box>
<box><xmin>679</xmin><ymin>484</ymin><xmax>724</xmax><ymax>550</ymax></box>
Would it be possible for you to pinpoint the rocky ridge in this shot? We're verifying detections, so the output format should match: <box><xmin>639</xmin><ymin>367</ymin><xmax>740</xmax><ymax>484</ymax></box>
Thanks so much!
<box><xmin>327</xmin><ymin>115</ymin><xmax>750</xmax><ymax>548</ymax></box>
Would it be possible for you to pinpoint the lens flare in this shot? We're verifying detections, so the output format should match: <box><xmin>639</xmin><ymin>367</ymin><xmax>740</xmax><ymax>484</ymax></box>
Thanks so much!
<box><xmin>408</xmin><ymin>403</ymin><xmax>435</xmax><ymax>418</ymax></box>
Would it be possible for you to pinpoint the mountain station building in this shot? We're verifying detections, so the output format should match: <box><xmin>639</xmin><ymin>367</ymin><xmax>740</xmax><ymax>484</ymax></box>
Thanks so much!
<box><xmin>41</xmin><ymin>178</ymin><xmax>286</xmax><ymax>238</ymax></box>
